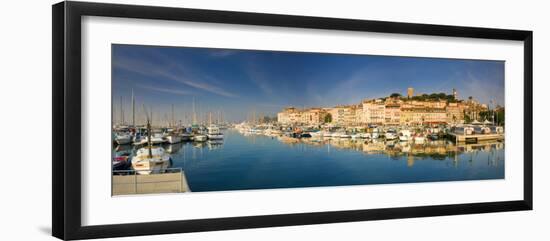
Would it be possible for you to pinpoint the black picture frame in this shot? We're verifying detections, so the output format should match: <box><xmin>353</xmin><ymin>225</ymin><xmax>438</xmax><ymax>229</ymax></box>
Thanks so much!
<box><xmin>52</xmin><ymin>1</ymin><xmax>533</xmax><ymax>240</ymax></box>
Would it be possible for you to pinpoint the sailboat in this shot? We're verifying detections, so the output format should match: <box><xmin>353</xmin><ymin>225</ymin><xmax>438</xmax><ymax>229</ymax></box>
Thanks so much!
<box><xmin>131</xmin><ymin>110</ymin><xmax>171</xmax><ymax>175</ymax></box>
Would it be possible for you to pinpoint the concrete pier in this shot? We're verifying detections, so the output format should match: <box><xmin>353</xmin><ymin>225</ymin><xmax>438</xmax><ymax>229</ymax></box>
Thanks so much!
<box><xmin>112</xmin><ymin>171</ymin><xmax>190</xmax><ymax>196</ymax></box>
<box><xmin>448</xmin><ymin>133</ymin><xmax>504</xmax><ymax>143</ymax></box>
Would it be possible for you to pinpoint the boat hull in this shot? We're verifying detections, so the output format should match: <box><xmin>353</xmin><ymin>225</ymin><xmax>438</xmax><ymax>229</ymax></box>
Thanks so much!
<box><xmin>166</xmin><ymin>135</ymin><xmax>182</xmax><ymax>144</ymax></box>
<box><xmin>115</xmin><ymin>136</ymin><xmax>132</xmax><ymax>145</ymax></box>
<box><xmin>207</xmin><ymin>134</ymin><xmax>224</xmax><ymax>140</ymax></box>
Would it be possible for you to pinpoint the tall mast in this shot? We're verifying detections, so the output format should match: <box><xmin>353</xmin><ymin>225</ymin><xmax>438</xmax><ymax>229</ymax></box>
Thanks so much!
<box><xmin>253</xmin><ymin>109</ymin><xmax>256</xmax><ymax>125</ymax></box>
<box><xmin>120</xmin><ymin>96</ymin><xmax>124</xmax><ymax>125</ymax></box>
<box><xmin>192</xmin><ymin>97</ymin><xmax>197</xmax><ymax>125</ymax></box>
<box><xmin>111</xmin><ymin>96</ymin><xmax>114</xmax><ymax>128</ymax></box>
<box><xmin>171</xmin><ymin>104</ymin><xmax>175</xmax><ymax>128</ymax></box>
<box><xmin>147</xmin><ymin>117</ymin><xmax>153</xmax><ymax>158</ymax></box>
<box><xmin>131</xmin><ymin>88</ymin><xmax>135</xmax><ymax>127</ymax></box>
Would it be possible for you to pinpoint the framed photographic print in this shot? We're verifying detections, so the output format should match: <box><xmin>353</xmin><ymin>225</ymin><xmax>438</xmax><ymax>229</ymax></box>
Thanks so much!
<box><xmin>52</xmin><ymin>1</ymin><xmax>533</xmax><ymax>240</ymax></box>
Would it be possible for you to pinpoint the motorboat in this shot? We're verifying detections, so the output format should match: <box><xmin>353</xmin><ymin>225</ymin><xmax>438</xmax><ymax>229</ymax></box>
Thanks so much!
<box><xmin>132</xmin><ymin>133</ymin><xmax>145</xmax><ymax>145</ymax></box>
<box><xmin>148</xmin><ymin>133</ymin><xmax>166</xmax><ymax>145</ymax></box>
<box><xmin>115</xmin><ymin>132</ymin><xmax>133</xmax><ymax>145</ymax></box>
<box><xmin>385</xmin><ymin>129</ymin><xmax>398</xmax><ymax>140</ymax></box>
<box><xmin>165</xmin><ymin>133</ymin><xmax>182</xmax><ymax>144</ymax></box>
<box><xmin>179</xmin><ymin>132</ymin><xmax>193</xmax><ymax>141</ymax></box>
<box><xmin>310</xmin><ymin>131</ymin><xmax>323</xmax><ymax>137</ymax></box>
<box><xmin>207</xmin><ymin>125</ymin><xmax>224</xmax><ymax>140</ymax></box>
<box><xmin>112</xmin><ymin>153</ymin><xmax>131</xmax><ymax>170</ymax></box>
<box><xmin>334</xmin><ymin>132</ymin><xmax>351</xmax><ymax>138</ymax></box>
<box><xmin>454</xmin><ymin>126</ymin><xmax>474</xmax><ymax>135</ymax></box>
<box><xmin>427</xmin><ymin>133</ymin><xmax>439</xmax><ymax>140</ymax></box>
<box><xmin>399</xmin><ymin>130</ymin><xmax>412</xmax><ymax>142</ymax></box>
<box><xmin>414</xmin><ymin>134</ymin><xmax>426</xmax><ymax>144</ymax></box>
<box><xmin>194</xmin><ymin>134</ymin><xmax>208</xmax><ymax>142</ymax></box>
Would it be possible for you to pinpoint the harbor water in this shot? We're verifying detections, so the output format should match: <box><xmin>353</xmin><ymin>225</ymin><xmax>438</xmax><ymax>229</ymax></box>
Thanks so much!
<box><xmin>113</xmin><ymin>129</ymin><xmax>504</xmax><ymax>192</ymax></box>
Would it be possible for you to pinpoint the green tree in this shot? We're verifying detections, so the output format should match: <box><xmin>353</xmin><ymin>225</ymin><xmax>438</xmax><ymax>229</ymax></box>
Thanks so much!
<box><xmin>446</xmin><ymin>95</ymin><xmax>456</xmax><ymax>102</ymax></box>
<box><xmin>495</xmin><ymin>109</ymin><xmax>505</xmax><ymax>125</ymax></box>
<box><xmin>324</xmin><ymin>113</ymin><xmax>332</xmax><ymax>123</ymax></box>
<box><xmin>390</xmin><ymin>93</ymin><xmax>401</xmax><ymax>98</ymax></box>
<box><xmin>463</xmin><ymin>110</ymin><xmax>472</xmax><ymax>124</ymax></box>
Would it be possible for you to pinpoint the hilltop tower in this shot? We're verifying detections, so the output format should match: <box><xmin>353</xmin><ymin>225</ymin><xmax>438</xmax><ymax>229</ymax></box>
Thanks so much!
<box><xmin>407</xmin><ymin>87</ymin><xmax>414</xmax><ymax>98</ymax></box>
<box><xmin>452</xmin><ymin>88</ymin><xmax>457</xmax><ymax>99</ymax></box>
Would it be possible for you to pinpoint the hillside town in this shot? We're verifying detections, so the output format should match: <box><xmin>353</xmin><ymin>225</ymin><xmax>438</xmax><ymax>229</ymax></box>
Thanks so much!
<box><xmin>277</xmin><ymin>87</ymin><xmax>503</xmax><ymax>127</ymax></box>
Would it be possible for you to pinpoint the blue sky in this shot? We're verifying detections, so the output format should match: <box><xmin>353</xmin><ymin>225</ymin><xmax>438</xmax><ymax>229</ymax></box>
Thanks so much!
<box><xmin>112</xmin><ymin>44</ymin><xmax>504</xmax><ymax>124</ymax></box>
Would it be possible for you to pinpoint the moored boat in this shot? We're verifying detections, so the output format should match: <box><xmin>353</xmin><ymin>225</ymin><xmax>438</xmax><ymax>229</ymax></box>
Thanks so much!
<box><xmin>132</xmin><ymin>146</ymin><xmax>171</xmax><ymax>175</ymax></box>
<box><xmin>165</xmin><ymin>133</ymin><xmax>182</xmax><ymax>144</ymax></box>
<box><xmin>399</xmin><ymin>130</ymin><xmax>412</xmax><ymax>142</ymax></box>
<box><xmin>194</xmin><ymin>134</ymin><xmax>208</xmax><ymax>142</ymax></box>
<box><xmin>115</xmin><ymin>133</ymin><xmax>133</xmax><ymax>145</ymax></box>
<box><xmin>414</xmin><ymin>134</ymin><xmax>426</xmax><ymax>144</ymax></box>
<box><xmin>206</xmin><ymin>125</ymin><xmax>224</xmax><ymax>140</ymax></box>
<box><xmin>131</xmin><ymin>120</ymin><xmax>171</xmax><ymax>175</ymax></box>
<box><xmin>385</xmin><ymin>129</ymin><xmax>398</xmax><ymax>140</ymax></box>
<box><xmin>179</xmin><ymin>132</ymin><xmax>193</xmax><ymax>141</ymax></box>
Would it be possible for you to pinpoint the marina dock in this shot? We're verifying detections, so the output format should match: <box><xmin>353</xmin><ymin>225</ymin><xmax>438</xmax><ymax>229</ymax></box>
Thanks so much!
<box><xmin>112</xmin><ymin>169</ymin><xmax>190</xmax><ymax>195</ymax></box>
<box><xmin>448</xmin><ymin>133</ymin><xmax>504</xmax><ymax>143</ymax></box>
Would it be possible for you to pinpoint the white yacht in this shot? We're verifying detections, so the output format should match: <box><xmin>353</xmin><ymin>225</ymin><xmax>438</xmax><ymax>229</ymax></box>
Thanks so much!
<box><xmin>194</xmin><ymin>134</ymin><xmax>208</xmax><ymax>142</ymax></box>
<box><xmin>358</xmin><ymin>132</ymin><xmax>371</xmax><ymax>139</ymax></box>
<box><xmin>148</xmin><ymin>133</ymin><xmax>166</xmax><ymax>145</ymax></box>
<box><xmin>179</xmin><ymin>132</ymin><xmax>193</xmax><ymax>141</ymax></box>
<box><xmin>165</xmin><ymin>133</ymin><xmax>182</xmax><ymax>144</ymax></box>
<box><xmin>413</xmin><ymin>134</ymin><xmax>426</xmax><ymax>144</ymax></box>
<box><xmin>399</xmin><ymin>130</ymin><xmax>412</xmax><ymax>142</ymax></box>
<box><xmin>206</xmin><ymin>125</ymin><xmax>224</xmax><ymax>140</ymax></box>
<box><xmin>310</xmin><ymin>131</ymin><xmax>323</xmax><ymax>138</ymax></box>
<box><xmin>385</xmin><ymin>129</ymin><xmax>398</xmax><ymax>140</ymax></box>
<box><xmin>337</xmin><ymin>132</ymin><xmax>351</xmax><ymax>138</ymax></box>
<box><xmin>115</xmin><ymin>133</ymin><xmax>133</xmax><ymax>145</ymax></box>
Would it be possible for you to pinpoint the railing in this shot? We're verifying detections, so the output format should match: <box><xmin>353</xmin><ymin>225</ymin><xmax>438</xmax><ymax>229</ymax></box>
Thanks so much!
<box><xmin>112</xmin><ymin>168</ymin><xmax>186</xmax><ymax>195</ymax></box>
<box><xmin>112</xmin><ymin>167</ymin><xmax>183</xmax><ymax>175</ymax></box>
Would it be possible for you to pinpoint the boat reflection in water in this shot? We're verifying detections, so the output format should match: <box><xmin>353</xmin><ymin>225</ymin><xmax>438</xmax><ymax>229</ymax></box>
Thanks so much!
<box><xmin>293</xmin><ymin>136</ymin><xmax>504</xmax><ymax>168</ymax></box>
<box><xmin>113</xmin><ymin>129</ymin><xmax>504</xmax><ymax>192</ymax></box>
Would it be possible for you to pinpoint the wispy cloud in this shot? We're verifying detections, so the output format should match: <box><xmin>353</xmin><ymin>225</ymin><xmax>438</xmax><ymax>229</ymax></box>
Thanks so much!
<box><xmin>113</xmin><ymin>55</ymin><xmax>239</xmax><ymax>98</ymax></box>
<box><xmin>244</xmin><ymin>62</ymin><xmax>275</xmax><ymax>96</ymax></box>
<box><xmin>137</xmin><ymin>84</ymin><xmax>192</xmax><ymax>96</ymax></box>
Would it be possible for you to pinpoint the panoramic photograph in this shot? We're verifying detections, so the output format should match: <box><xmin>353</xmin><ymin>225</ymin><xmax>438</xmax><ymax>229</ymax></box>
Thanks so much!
<box><xmin>111</xmin><ymin>44</ymin><xmax>505</xmax><ymax>196</ymax></box>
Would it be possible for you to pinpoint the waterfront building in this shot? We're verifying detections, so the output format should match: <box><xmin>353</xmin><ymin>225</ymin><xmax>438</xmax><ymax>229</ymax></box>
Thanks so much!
<box><xmin>301</xmin><ymin>108</ymin><xmax>328</xmax><ymax>125</ymax></box>
<box><xmin>401</xmin><ymin>106</ymin><xmax>447</xmax><ymax>125</ymax></box>
<box><xmin>328</xmin><ymin>106</ymin><xmax>345</xmax><ymax>125</ymax></box>
<box><xmin>446</xmin><ymin>102</ymin><xmax>465</xmax><ymax>124</ymax></box>
<box><xmin>276</xmin><ymin>87</ymin><xmax>493</xmax><ymax>127</ymax></box>
<box><xmin>343</xmin><ymin>105</ymin><xmax>360</xmax><ymax>125</ymax></box>
<box><xmin>277</xmin><ymin>107</ymin><xmax>301</xmax><ymax>124</ymax></box>
<box><xmin>384</xmin><ymin>98</ymin><xmax>402</xmax><ymax>125</ymax></box>
<box><xmin>362</xmin><ymin>99</ymin><xmax>385</xmax><ymax>125</ymax></box>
